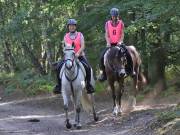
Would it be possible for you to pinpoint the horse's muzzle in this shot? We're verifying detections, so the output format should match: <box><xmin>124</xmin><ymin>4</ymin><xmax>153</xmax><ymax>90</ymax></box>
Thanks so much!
<box><xmin>65</xmin><ymin>60</ymin><xmax>73</xmax><ymax>70</ymax></box>
<box><xmin>118</xmin><ymin>69</ymin><xmax>126</xmax><ymax>78</ymax></box>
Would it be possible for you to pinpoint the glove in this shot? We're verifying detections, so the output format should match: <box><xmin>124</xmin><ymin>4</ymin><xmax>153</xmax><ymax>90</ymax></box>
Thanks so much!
<box><xmin>106</xmin><ymin>43</ymin><xmax>111</xmax><ymax>47</ymax></box>
<box><xmin>118</xmin><ymin>41</ymin><xmax>123</xmax><ymax>46</ymax></box>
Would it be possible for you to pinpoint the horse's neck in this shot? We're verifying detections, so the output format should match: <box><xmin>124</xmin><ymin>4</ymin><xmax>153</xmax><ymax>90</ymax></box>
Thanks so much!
<box><xmin>65</xmin><ymin>62</ymin><xmax>78</xmax><ymax>80</ymax></box>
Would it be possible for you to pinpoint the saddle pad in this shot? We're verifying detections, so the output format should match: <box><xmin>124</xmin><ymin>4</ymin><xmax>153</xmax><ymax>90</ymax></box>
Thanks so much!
<box><xmin>76</xmin><ymin>59</ymin><xmax>86</xmax><ymax>77</ymax></box>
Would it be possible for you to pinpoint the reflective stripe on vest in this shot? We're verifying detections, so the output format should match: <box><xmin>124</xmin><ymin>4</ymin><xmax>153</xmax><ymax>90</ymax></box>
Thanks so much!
<box><xmin>64</xmin><ymin>32</ymin><xmax>81</xmax><ymax>53</ymax></box>
<box><xmin>107</xmin><ymin>20</ymin><xmax>123</xmax><ymax>44</ymax></box>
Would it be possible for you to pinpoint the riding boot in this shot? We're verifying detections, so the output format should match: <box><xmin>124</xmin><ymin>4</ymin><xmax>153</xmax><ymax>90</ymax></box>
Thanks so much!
<box><xmin>53</xmin><ymin>60</ymin><xmax>64</xmax><ymax>94</ymax></box>
<box><xmin>98</xmin><ymin>48</ymin><xmax>108</xmax><ymax>82</ymax></box>
<box><xmin>126</xmin><ymin>54</ymin><xmax>136</xmax><ymax>77</ymax></box>
<box><xmin>98</xmin><ymin>61</ymin><xmax>107</xmax><ymax>82</ymax></box>
<box><xmin>79</xmin><ymin>56</ymin><xmax>95</xmax><ymax>94</ymax></box>
<box><xmin>85</xmin><ymin>65</ymin><xmax>95</xmax><ymax>94</ymax></box>
<box><xmin>53</xmin><ymin>77</ymin><xmax>61</xmax><ymax>94</ymax></box>
<box><xmin>85</xmin><ymin>68</ymin><xmax>95</xmax><ymax>94</ymax></box>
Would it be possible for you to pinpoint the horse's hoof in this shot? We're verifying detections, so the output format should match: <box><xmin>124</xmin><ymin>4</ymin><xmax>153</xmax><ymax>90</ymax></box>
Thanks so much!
<box><xmin>73</xmin><ymin>123</ymin><xmax>77</xmax><ymax>127</ymax></box>
<box><xmin>113</xmin><ymin>111</ymin><xmax>121</xmax><ymax>116</ymax></box>
<box><xmin>94</xmin><ymin>116</ymin><xmax>99</xmax><ymax>121</ymax></box>
<box><xmin>76</xmin><ymin>124</ymin><xmax>82</xmax><ymax>129</ymax></box>
<box><xmin>66</xmin><ymin>123</ymin><xmax>72</xmax><ymax>129</ymax></box>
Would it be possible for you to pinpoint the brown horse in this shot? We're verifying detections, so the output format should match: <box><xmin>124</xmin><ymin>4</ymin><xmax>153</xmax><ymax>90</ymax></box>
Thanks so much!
<box><xmin>104</xmin><ymin>45</ymin><xmax>146</xmax><ymax>115</ymax></box>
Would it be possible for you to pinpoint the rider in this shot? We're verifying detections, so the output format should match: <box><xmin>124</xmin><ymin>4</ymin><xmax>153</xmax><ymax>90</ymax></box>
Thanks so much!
<box><xmin>53</xmin><ymin>19</ymin><xmax>95</xmax><ymax>94</ymax></box>
<box><xmin>98</xmin><ymin>8</ymin><xmax>135</xmax><ymax>82</ymax></box>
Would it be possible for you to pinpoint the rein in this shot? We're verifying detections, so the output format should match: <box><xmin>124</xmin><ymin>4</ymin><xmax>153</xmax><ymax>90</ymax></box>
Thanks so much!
<box><xmin>65</xmin><ymin>61</ymin><xmax>79</xmax><ymax>98</ymax></box>
<box><xmin>105</xmin><ymin>46</ymin><xmax>127</xmax><ymax>76</ymax></box>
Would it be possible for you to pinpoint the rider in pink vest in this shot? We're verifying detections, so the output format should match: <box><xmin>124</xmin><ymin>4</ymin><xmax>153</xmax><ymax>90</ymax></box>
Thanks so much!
<box><xmin>53</xmin><ymin>19</ymin><xmax>94</xmax><ymax>94</ymax></box>
<box><xmin>105</xmin><ymin>16</ymin><xmax>124</xmax><ymax>46</ymax></box>
<box><xmin>64</xmin><ymin>32</ymin><xmax>82</xmax><ymax>54</ymax></box>
<box><xmin>98</xmin><ymin>8</ymin><xmax>134</xmax><ymax>81</ymax></box>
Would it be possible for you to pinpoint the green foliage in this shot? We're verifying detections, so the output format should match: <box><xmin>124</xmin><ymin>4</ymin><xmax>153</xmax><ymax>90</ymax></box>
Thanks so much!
<box><xmin>0</xmin><ymin>0</ymin><xmax>179</xmax><ymax>94</ymax></box>
<box><xmin>95</xmin><ymin>81</ymin><xmax>108</xmax><ymax>93</ymax></box>
<box><xmin>157</xmin><ymin>111</ymin><xmax>177</xmax><ymax>123</ymax></box>
<box><xmin>156</xmin><ymin>105</ymin><xmax>180</xmax><ymax>125</ymax></box>
<box><xmin>136</xmin><ymin>94</ymin><xmax>145</xmax><ymax>102</ymax></box>
<box><xmin>0</xmin><ymin>70</ymin><xmax>55</xmax><ymax>96</ymax></box>
<box><xmin>160</xmin><ymin>86</ymin><xmax>178</xmax><ymax>97</ymax></box>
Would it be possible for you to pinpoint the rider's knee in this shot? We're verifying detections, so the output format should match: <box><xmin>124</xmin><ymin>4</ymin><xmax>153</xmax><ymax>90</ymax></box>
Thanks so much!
<box><xmin>64</xmin><ymin>105</ymin><xmax>68</xmax><ymax>111</ymax></box>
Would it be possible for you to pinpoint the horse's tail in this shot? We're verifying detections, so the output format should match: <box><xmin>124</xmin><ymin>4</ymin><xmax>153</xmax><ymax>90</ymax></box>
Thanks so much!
<box><xmin>81</xmin><ymin>90</ymin><xmax>93</xmax><ymax>113</ymax></box>
<box><xmin>138</xmin><ymin>66</ymin><xmax>147</xmax><ymax>85</ymax></box>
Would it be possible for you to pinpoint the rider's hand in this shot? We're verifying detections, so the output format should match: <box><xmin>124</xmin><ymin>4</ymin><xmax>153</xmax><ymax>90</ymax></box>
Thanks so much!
<box><xmin>118</xmin><ymin>41</ymin><xmax>124</xmax><ymax>46</ymax></box>
<box><xmin>106</xmin><ymin>43</ymin><xmax>110</xmax><ymax>47</ymax></box>
<box><xmin>75</xmin><ymin>52</ymin><xmax>80</xmax><ymax>58</ymax></box>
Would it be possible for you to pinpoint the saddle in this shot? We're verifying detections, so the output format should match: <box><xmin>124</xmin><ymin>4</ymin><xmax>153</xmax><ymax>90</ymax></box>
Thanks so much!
<box><xmin>59</xmin><ymin>60</ymin><xmax>86</xmax><ymax>80</ymax></box>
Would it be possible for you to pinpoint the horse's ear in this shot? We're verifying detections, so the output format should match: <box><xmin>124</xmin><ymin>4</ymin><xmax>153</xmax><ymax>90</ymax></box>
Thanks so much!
<box><xmin>72</xmin><ymin>42</ymin><xmax>75</xmax><ymax>49</ymax></box>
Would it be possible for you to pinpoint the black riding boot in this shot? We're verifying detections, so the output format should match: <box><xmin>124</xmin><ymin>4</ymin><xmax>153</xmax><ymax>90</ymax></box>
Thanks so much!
<box><xmin>53</xmin><ymin>60</ymin><xmax>64</xmax><ymax>94</ymax></box>
<box><xmin>98</xmin><ymin>48</ymin><xmax>109</xmax><ymax>82</ymax></box>
<box><xmin>79</xmin><ymin>56</ymin><xmax>95</xmax><ymax>94</ymax></box>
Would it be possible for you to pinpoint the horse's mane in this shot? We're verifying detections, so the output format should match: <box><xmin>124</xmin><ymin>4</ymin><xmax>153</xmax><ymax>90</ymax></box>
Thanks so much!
<box><xmin>107</xmin><ymin>47</ymin><xmax>124</xmax><ymax>61</ymax></box>
<box><xmin>105</xmin><ymin>46</ymin><xmax>124</xmax><ymax>71</ymax></box>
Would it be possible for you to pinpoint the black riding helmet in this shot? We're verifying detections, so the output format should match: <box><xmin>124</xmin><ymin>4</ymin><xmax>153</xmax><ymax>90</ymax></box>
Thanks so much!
<box><xmin>110</xmin><ymin>8</ymin><xmax>119</xmax><ymax>17</ymax></box>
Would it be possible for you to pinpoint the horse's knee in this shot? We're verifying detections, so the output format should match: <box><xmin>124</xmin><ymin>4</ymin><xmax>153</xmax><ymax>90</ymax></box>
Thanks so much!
<box><xmin>64</xmin><ymin>105</ymin><xmax>68</xmax><ymax>111</ymax></box>
<box><xmin>112</xmin><ymin>94</ymin><xmax>116</xmax><ymax>99</ymax></box>
<box><xmin>76</xmin><ymin>107</ymin><xmax>81</xmax><ymax>113</ymax></box>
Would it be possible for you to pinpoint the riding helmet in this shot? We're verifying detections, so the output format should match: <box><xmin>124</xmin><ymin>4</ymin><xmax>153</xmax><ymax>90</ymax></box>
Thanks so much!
<box><xmin>110</xmin><ymin>8</ymin><xmax>119</xmax><ymax>16</ymax></box>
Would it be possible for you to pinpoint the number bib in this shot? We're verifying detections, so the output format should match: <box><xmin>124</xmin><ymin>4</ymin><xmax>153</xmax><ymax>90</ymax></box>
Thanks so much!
<box><xmin>107</xmin><ymin>20</ymin><xmax>123</xmax><ymax>44</ymax></box>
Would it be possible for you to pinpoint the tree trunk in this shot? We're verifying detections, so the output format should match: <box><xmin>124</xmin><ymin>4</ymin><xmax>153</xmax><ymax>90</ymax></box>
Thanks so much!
<box><xmin>141</xmin><ymin>27</ymin><xmax>149</xmax><ymax>82</ymax></box>
<box><xmin>3</xmin><ymin>51</ymin><xmax>11</xmax><ymax>73</ymax></box>
<box><xmin>4</xmin><ymin>41</ymin><xmax>18</xmax><ymax>71</ymax></box>
<box><xmin>148</xmin><ymin>42</ymin><xmax>166</xmax><ymax>90</ymax></box>
<box><xmin>21</xmin><ymin>42</ymin><xmax>46</xmax><ymax>75</ymax></box>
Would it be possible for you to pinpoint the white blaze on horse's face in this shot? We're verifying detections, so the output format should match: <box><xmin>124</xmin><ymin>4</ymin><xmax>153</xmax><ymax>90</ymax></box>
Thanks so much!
<box><xmin>64</xmin><ymin>47</ymin><xmax>75</xmax><ymax>70</ymax></box>
<box><xmin>117</xmin><ymin>57</ymin><xmax>127</xmax><ymax>77</ymax></box>
<box><xmin>114</xmin><ymin>52</ymin><xmax>127</xmax><ymax>77</ymax></box>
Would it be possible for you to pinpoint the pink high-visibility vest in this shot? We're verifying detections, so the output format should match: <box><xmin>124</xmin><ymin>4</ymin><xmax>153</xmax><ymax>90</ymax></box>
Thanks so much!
<box><xmin>64</xmin><ymin>32</ymin><xmax>81</xmax><ymax>53</ymax></box>
<box><xmin>107</xmin><ymin>20</ymin><xmax>124</xmax><ymax>44</ymax></box>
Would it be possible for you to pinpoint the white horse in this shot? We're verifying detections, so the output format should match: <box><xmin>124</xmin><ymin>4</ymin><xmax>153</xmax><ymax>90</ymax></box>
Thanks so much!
<box><xmin>61</xmin><ymin>45</ymin><xmax>98</xmax><ymax>129</ymax></box>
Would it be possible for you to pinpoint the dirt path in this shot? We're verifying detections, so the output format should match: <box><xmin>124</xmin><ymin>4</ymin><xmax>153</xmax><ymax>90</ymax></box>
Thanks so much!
<box><xmin>0</xmin><ymin>90</ymin><xmax>178</xmax><ymax>135</ymax></box>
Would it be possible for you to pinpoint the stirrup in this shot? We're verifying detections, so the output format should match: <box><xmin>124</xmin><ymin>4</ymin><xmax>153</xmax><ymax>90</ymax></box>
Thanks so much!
<box><xmin>53</xmin><ymin>85</ymin><xmax>61</xmax><ymax>94</ymax></box>
<box><xmin>86</xmin><ymin>84</ymin><xmax>95</xmax><ymax>94</ymax></box>
<box><xmin>98</xmin><ymin>74</ymin><xmax>107</xmax><ymax>82</ymax></box>
<box><xmin>131</xmin><ymin>71</ymin><xmax>136</xmax><ymax>77</ymax></box>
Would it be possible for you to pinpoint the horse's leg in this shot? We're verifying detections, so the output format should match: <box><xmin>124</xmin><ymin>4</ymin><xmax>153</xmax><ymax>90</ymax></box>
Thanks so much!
<box><xmin>132</xmin><ymin>66</ymin><xmax>139</xmax><ymax>108</ymax></box>
<box><xmin>73</xmin><ymin>95</ymin><xmax>78</xmax><ymax>127</ymax></box>
<box><xmin>134</xmin><ymin>65</ymin><xmax>139</xmax><ymax>92</ymax></box>
<box><xmin>62</xmin><ymin>90</ymin><xmax>72</xmax><ymax>129</ymax></box>
<box><xmin>74</xmin><ymin>90</ymin><xmax>82</xmax><ymax>129</ymax></box>
<box><xmin>89</xmin><ymin>93</ymin><xmax>99</xmax><ymax>121</ymax></box>
<box><xmin>75</xmin><ymin>106</ymin><xmax>81</xmax><ymax>129</ymax></box>
<box><xmin>109</xmin><ymin>81</ymin><xmax>117</xmax><ymax>115</ymax></box>
<box><xmin>117</xmin><ymin>79</ymin><xmax>124</xmax><ymax>115</ymax></box>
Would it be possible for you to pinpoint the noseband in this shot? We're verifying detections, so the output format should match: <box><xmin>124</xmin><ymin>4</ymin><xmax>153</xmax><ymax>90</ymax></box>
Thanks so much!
<box><xmin>65</xmin><ymin>58</ymin><xmax>75</xmax><ymax>70</ymax></box>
